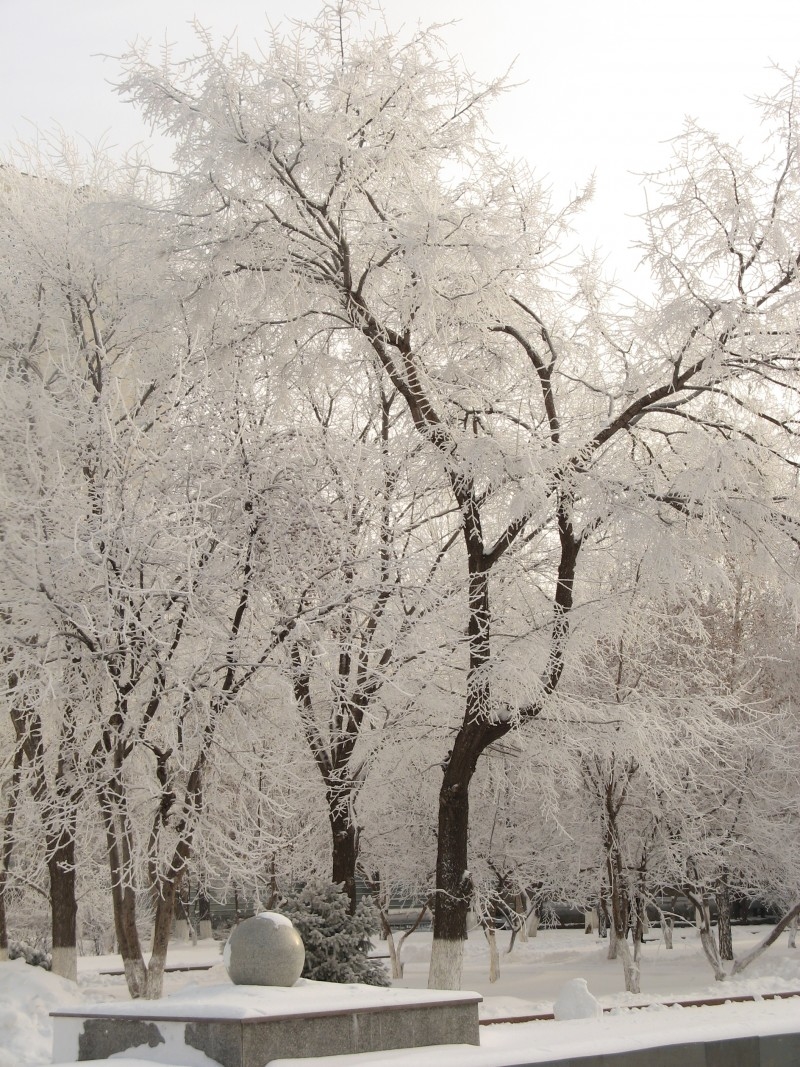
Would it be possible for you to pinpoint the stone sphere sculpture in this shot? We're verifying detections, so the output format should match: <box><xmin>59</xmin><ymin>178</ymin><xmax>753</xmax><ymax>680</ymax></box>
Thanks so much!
<box><xmin>224</xmin><ymin>911</ymin><xmax>305</xmax><ymax>986</ymax></box>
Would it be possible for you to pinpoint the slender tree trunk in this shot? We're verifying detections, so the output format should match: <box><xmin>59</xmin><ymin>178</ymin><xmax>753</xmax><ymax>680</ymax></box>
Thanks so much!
<box><xmin>98</xmin><ymin>782</ymin><xmax>147</xmax><ymax>999</ymax></box>
<box><xmin>197</xmin><ymin>888</ymin><xmax>213</xmax><ymax>940</ymax></box>
<box><xmin>389</xmin><ymin>900</ymin><xmax>431</xmax><ymax>979</ymax></box>
<box><xmin>146</xmin><ymin>878</ymin><xmax>180</xmax><ymax>999</ymax></box>
<box><xmin>385</xmin><ymin>928</ymin><xmax>402</xmax><ymax>979</ymax></box>
<box><xmin>607</xmin><ymin>920</ymin><xmax>619</xmax><ymax>960</ymax></box>
<box><xmin>731</xmin><ymin>901</ymin><xmax>800</xmax><ymax>976</ymax></box>
<box><xmin>114</xmin><ymin>880</ymin><xmax>147</xmax><ymax>999</ymax></box>
<box><xmin>788</xmin><ymin>916</ymin><xmax>798</xmax><ymax>950</ymax></box>
<box><xmin>0</xmin><ymin>894</ymin><xmax>7</xmax><ymax>962</ymax></box>
<box><xmin>0</xmin><ymin>742</ymin><xmax>22</xmax><ymax>963</ymax></box>
<box><xmin>515</xmin><ymin>894</ymin><xmax>529</xmax><ymax>944</ymax></box>
<box><xmin>483</xmin><ymin>920</ymin><xmax>500</xmax><ymax>983</ymax></box>
<box><xmin>617</xmin><ymin>935</ymin><xmax>640</xmax><ymax>994</ymax></box>
<box><xmin>377</xmin><ymin>911</ymin><xmax>402</xmax><ymax>979</ymax></box>
<box><xmin>689</xmin><ymin>893</ymin><xmax>726</xmax><ymax>981</ymax></box>
<box><xmin>597</xmin><ymin>902</ymin><xmax>608</xmax><ymax>939</ymax></box>
<box><xmin>662</xmin><ymin>915</ymin><xmax>674</xmax><ymax>950</ymax></box>
<box><xmin>716</xmin><ymin>879</ymin><xmax>734</xmax><ymax>961</ymax></box>
<box><xmin>606</xmin><ymin>847</ymin><xmax>627</xmax><ymax>964</ymax></box>
<box><xmin>173</xmin><ymin>883</ymin><xmax>190</xmax><ymax>942</ymax></box>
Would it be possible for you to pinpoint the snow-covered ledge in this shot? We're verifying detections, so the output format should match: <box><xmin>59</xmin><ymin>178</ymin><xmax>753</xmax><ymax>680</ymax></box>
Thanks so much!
<box><xmin>51</xmin><ymin>979</ymin><xmax>482</xmax><ymax>1066</ymax></box>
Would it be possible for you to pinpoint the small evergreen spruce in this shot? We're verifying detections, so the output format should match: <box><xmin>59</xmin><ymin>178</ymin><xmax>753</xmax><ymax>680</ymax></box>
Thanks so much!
<box><xmin>281</xmin><ymin>880</ymin><xmax>390</xmax><ymax>986</ymax></box>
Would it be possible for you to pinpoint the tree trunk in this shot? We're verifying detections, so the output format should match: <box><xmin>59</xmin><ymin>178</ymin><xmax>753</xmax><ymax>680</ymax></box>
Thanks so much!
<box><xmin>146</xmin><ymin>879</ymin><xmax>180</xmax><ymax>999</ymax></box>
<box><xmin>389</xmin><ymin>900</ymin><xmax>430</xmax><ymax>979</ymax></box>
<box><xmin>483</xmin><ymin>921</ymin><xmax>500</xmax><ymax>983</ymax></box>
<box><xmin>788</xmin><ymin>916</ymin><xmax>798</xmax><ymax>950</ymax></box>
<box><xmin>597</xmin><ymin>904</ymin><xmax>608</xmax><ymax>939</ymax></box>
<box><xmin>373</xmin><ymin>885</ymin><xmax>403</xmax><ymax>979</ymax></box>
<box><xmin>330</xmin><ymin>808</ymin><xmax>359</xmax><ymax>916</ymax></box>
<box><xmin>197</xmin><ymin>888</ymin><xmax>213</xmax><ymax>940</ymax></box>
<box><xmin>662</xmin><ymin>916</ymin><xmax>674</xmax><ymax>950</ymax></box>
<box><xmin>606</xmin><ymin>851</ymin><xmax>627</xmax><ymax>963</ymax></box>
<box><xmin>429</xmin><ymin>560</ymin><xmax>508</xmax><ymax>990</ymax></box>
<box><xmin>173</xmin><ymin>887</ymin><xmax>190</xmax><ymax>942</ymax></box>
<box><xmin>607</xmin><ymin>921</ymin><xmax>619</xmax><ymax>960</ymax></box>
<box><xmin>617</xmin><ymin>935</ymin><xmax>640</xmax><ymax>994</ymax></box>
<box><xmin>731</xmin><ymin>901</ymin><xmax>800</xmax><ymax>976</ymax></box>
<box><xmin>115</xmin><ymin>882</ymin><xmax>147</xmax><ymax>999</ymax></box>
<box><xmin>0</xmin><ymin>885</ymin><xmax>7</xmax><ymax>962</ymax></box>
<box><xmin>716</xmin><ymin>880</ymin><xmax>734</xmax><ymax>961</ymax></box>
<box><xmin>383</xmin><ymin>923</ymin><xmax>402</xmax><ymax>979</ymax></box>
<box><xmin>428</xmin><ymin>760</ymin><xmax>472</xmax><ymax>990</ymax></box>
<box><xmin>515</xmin><ymin>894</ymin><xmax>528</xmax><ymax>944</ymax></box>
<box><xmin>99</xmin><ymin>783</ymin><xmax>147</xmax><ymax>999</ymax></box>
<box><xmin>47</xmin><ymin>832</ymin><xmax>78</xmax><ymax>982</ymax></box>
<box><xmin>0</xmin><ymin>744</ymin><xmax>22</xmax><ymax>964</ymax></box>
<box><xmin>690</xmin><ymin>893</ymin><xmax>726</xmax><ymax>981</ymax></box>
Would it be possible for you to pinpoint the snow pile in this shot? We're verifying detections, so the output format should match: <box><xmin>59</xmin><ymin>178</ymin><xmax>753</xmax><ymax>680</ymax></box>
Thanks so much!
<box><xmin>553</xmin><ymin>978</ymin><xmax>602</xmax><ymax>1020</ymax></box>
<box><xmin>0</xmin><ymin>958</ymin><xmax>82</xmax><ymax>1067</ymax></box>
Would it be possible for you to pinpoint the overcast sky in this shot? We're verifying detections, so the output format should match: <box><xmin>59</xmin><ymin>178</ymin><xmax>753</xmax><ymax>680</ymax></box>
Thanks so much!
<box><xmin>2</xmin><ymin>0</ymin><xmax>798</xmax><ymax>284</ymax></box>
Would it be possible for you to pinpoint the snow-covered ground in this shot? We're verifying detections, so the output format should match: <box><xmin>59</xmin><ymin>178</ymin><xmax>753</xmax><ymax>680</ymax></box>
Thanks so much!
<box><xmin>2</xmin><ymin>925</ymin><xmax>800</xmax><ymax>1066</ymax></box>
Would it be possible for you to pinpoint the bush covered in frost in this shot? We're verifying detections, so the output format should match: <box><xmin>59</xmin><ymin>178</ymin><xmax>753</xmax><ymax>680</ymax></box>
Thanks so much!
<box><xmin>8</xmin><ymin>940</ymin><xmax>51</xmax><ymax>970</ymax></box>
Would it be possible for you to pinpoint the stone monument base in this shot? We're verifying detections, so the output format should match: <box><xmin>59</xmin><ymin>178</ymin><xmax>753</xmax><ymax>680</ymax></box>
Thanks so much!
<box><xmin>51</xmin><ymin>980</ymin><xmax>481</xmax><ymax>1066</ymax></box>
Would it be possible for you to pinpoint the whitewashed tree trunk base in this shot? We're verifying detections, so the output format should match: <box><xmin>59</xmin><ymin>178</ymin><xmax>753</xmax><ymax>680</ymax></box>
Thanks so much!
<box><xmin>663</xmin><ymin>917</ymin><xmax>674</xmax><ymax>950</ymax></box>
<box><xmin>788</xmin><ymin>917</ymin><xmax>798</xmax><ymax>949</ymax></box>
<box><xmin>384</xmin><ymin>929</ymin><xmax>403</xmax><ymax>979</ymax></box>
<box><xmin>617</xmin><ymin>937</ymin><xmax>640</xmax><ymax>994</ymax></box>
<box><xmin>484</xmin><ymin>927</ymin><xmax>499</xmax><ymax>983</ymax></box>
<box><xmin>51</xmin><ymin>946</ymin><xmax>77</xmax><ymax>983</ymax></box>
<box><xmin>124</xmin><ymin>959</ymin><xmax>147</xmax><ymax>1001</ymax></box>
<box><xmin>428</xmin><ymin>938</ymin><xmax>463</xmax><ymax>990</ymax></box>
<box><xmin>198</xmin><ymin>920</ymin><xmax>213</xmax><ymax>940</ymax></box>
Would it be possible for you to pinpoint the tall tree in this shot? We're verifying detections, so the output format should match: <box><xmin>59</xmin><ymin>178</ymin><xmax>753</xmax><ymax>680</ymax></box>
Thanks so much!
<box><xmin>0</xmin><ymin>150</ymin><xmax>307</xmax><ymax>996</ymax></box>
<box><xmin>116</xmin><ymin>12</ymin><xmax>800</xmax><ymax>988</ymax></box>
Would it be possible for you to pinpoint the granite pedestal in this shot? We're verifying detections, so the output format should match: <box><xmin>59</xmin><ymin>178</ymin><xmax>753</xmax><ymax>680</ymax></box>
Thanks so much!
<box><xmin>51</xmin><ymin>981</ymin><xmax>482</xmax><ymax>1066</ymax></box>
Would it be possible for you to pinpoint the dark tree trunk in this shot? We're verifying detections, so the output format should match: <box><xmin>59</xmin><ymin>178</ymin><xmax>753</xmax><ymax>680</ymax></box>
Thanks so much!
<box><xmin>98</xmin><ymin>781</ymin><xmax>147</xmax><ymax>999</ymax></box>
<box><xmin>0</xmin><ymin>889</ymin><xmax>7</xmax><ymax>961</ymax></box>
<box><xmin>0</xmin><ymin>742</ymin><xmax>22</xmax><ymax>962</ymax></box>
<box><xmin>47</xmin><ymin>830</ymin><xmax>78</xmax><ymax>981</ymax></box>
<box><xmin>147</xmin><ymin>877</ymin><xmax>180</xmax><ymax>999</ymax></box>
<box><xmin>330</xmin><ymin>806</ymin><xmax>358</xmax><ymax>915</ymax></box>
<box><xmin>113</xmin><ymin>879</ymin><xmax>147</xmax><ymax>999</ymax></box>
<box><xmin>716</xmin><ymin>878</ymin><xmax>734</xmax><ymax>961</ymax></box>
<box><xmin>428</xmin><ymin>664</ymin><xmax>508</xmax><ymax>984</ymax></box>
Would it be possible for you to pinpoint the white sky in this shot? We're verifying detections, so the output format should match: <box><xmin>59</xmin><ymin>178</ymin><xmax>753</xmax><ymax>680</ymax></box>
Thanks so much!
<box><xmin>2</xmin><ymin>0</ymin><xmax>799</xmax><ymax>283</ymax></box>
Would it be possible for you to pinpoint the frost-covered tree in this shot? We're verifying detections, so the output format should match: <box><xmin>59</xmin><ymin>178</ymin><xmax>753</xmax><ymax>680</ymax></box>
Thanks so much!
<box><xmin>0</xmin><ymin>148</ymin><xmax>316</xmax><ymax>997</ymax></box>
<box><xmin>117</xmin><ymin>6</ymin><xmax>800</xmax><ymax>987</ymax></box>
<box><xmin>0</xmin><ymin>151</ymin><xmax>172</xmax><ymax>983</ymax></box>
